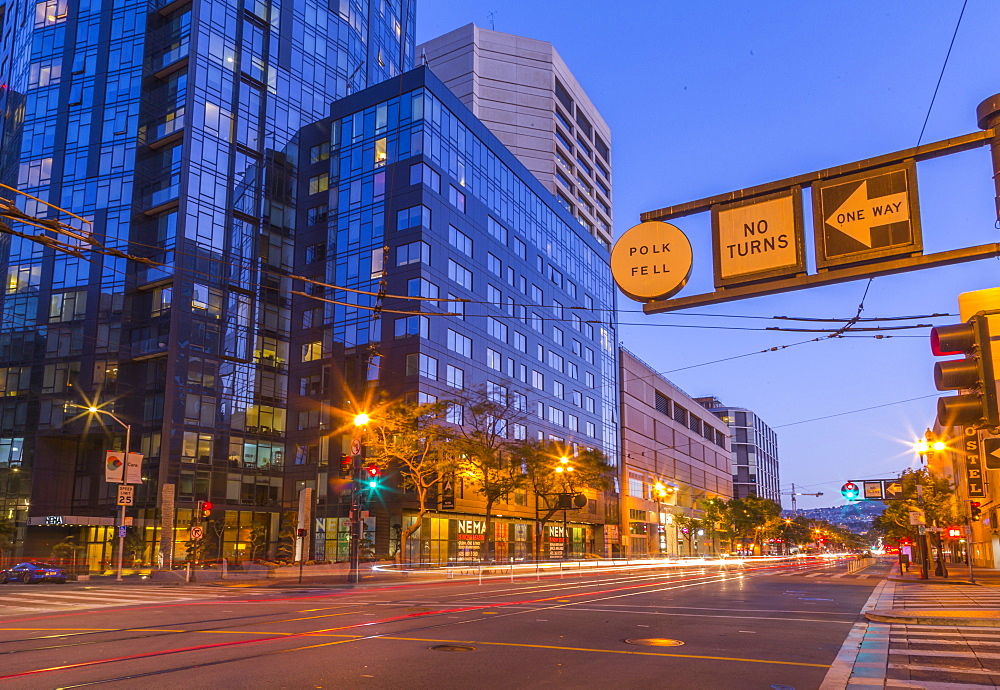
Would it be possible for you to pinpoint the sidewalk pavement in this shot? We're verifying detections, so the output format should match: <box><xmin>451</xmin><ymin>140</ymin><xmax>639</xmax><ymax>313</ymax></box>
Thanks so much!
<box><xmin>821</xmin><ymin>563</ymin><xmax>1000</xmax><ymax>689</ymax></box>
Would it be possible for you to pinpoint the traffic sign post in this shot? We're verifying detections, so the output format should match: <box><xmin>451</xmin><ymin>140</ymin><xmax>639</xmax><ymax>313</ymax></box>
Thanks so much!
<box><xmin>610</xmin><ymin>221</ymin><xmax>693</xmax><ymax>301</ymax></box>
<box><xmin>711</xmin><ymin>189</ymin><xmax>805</xmax><ymax>287</ymax></box>
<box><xmin>842</xmin><ymin>478</ymin><xmax>907</xmax><ymax>501</ymax></box>
<box><xmin>190</xmin><ymin>525</ymin><xmax>204</xmax><ymax>540</ymax></box>
<box><xmin>116</xmin><ymin>484</ymin><xmax>135</xmax><ymax>506</ymax></box>
<box><xmin>812</xmin><ymin>161</ymin><xmax>921</xmax><ymax>269</ymax></box>
<box><xmin>632</xmin><ymin>97</ymin><xmax>1000</xmax><ymax>314</ymax></box>
<box><xmin>983</xmin><ymin>438</ymin><xmax>1000</xmax><ymax>470</ymax></box>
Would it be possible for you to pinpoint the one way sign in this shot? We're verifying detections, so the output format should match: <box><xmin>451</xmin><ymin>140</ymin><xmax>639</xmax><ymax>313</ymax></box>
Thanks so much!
<box><xmin>813</xmin><ymin>161</ymin><xmax>921</xmax><ymax>269</ymax></box>
<box><xmin>984</xmin><ymin>438</ymin><xmax>1000</xmax><ymax>470</ymax></box>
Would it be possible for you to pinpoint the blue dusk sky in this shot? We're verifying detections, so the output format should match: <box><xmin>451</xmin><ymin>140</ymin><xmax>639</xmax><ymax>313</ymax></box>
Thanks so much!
<box><xmin>415</xmin><ymin>1</ymin><xmax>1000</xmax><ymax>510</ymax></box>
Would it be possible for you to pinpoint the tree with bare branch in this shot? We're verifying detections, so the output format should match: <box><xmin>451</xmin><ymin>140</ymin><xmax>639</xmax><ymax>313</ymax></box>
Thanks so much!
<box><xmin>364</xmin><ymin>399</ymin><xmax>453</xmax><ymax>564</ymax></box>
<box><xmin>443</xmin><ymin>385</ymin><xmax>529</xmax><ymax>561</ymax></box>
<box><xmin>519</xmin><ymin>440</ymin><xmax>612</xmax><ymax>559</ymax></box>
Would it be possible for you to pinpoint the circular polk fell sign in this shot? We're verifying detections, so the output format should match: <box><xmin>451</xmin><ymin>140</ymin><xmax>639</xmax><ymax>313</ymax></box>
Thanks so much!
<box><xmin>611</xmin><ymin>221</ymin><xmax>693</xmax><ymax>301</ymax></box>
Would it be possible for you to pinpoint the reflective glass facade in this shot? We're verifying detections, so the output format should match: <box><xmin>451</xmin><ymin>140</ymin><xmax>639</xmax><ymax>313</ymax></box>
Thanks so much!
<box><xmin>0</xmin><ymin>0</ymin><xmax>414</xmax><ymax>562</ymax></box>
<box><xmin>294</xmin><ymin>68</ymin><xmax>619</xmax><ymax>560</ymax></box>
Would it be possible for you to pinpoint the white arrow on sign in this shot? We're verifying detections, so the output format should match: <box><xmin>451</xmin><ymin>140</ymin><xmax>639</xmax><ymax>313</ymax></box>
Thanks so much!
<box><xmin>826</xmin><ymin>180</ymin><xmax>909</xmax><ymax>247</ymax></box>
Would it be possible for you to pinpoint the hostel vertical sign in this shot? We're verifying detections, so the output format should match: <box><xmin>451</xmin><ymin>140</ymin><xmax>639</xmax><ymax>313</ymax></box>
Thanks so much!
<box><xmin>966</xmin><ymin>426</ymin><xmax>986</xmax><ymax>498</ymax></box>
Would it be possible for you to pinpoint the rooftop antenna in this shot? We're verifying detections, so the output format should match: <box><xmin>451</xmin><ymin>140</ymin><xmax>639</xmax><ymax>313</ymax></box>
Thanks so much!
<box><xmin>487</xmin><ymin>10</ymin><xmax>496</xmax><ymax>30</ymax></box>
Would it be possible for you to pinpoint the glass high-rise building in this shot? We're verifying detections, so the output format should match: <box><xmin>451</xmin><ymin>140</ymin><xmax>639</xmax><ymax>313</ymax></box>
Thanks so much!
<box><xmin>294</xmin><ymin>67</ymin><xmax>619</xmax><ymax>563</ymax></box>
<box><xmin>0</xmin><ymin>0</ymin><xmax>414</xmax><ymax>566</ymax></box>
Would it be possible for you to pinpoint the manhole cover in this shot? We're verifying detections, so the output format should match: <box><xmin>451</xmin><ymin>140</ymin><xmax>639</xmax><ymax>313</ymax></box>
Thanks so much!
<box><xmin>430</xmin><ymin>644</ymin><xmax>475</xmax><ymax>652</ymax></box>
<box><xmin>624</xmin><ymin>638</ymin><xmax>684</xmax><ymax>647</ymax></box>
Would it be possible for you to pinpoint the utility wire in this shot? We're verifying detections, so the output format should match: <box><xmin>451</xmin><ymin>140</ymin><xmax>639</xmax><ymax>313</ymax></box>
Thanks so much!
<box><xmin>773</xmin><ymin>393</ymin><xmax>940</xmax><ymax>428</ymax></box>
<box><xmin>916</xmin><ymin>0</ymin><xmax>969</xmax><ymax>146</ymax></box>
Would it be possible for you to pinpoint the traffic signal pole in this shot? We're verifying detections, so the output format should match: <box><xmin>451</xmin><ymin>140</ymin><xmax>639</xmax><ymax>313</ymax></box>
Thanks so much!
<box><xmin>977</xmin><ymin>94</ymin><xmax>1000</xmax><ymax>224</ymax></box>
<box><xmin>347</xmin><ymin>453</ymin><xmax>363</xmax><ymax>584</ymax></box>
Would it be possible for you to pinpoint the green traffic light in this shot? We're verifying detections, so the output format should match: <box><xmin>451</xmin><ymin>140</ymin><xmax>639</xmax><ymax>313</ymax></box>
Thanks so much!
<box><xmin>369</xmin><ymin>480</ymin><xmax>377</xmax><ymax>489</ymax></box>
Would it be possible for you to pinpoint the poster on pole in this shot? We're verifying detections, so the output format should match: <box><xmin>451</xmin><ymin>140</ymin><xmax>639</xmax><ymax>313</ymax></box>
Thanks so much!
<box><xmin>125</xmin><ymin>452</ymin><xmax>144</xmax><ymax>484</ymax></box>
<box><xmin>105</xmin><ymin>451</ymin><xmax>125</xmax><ymax>483</ymax></box>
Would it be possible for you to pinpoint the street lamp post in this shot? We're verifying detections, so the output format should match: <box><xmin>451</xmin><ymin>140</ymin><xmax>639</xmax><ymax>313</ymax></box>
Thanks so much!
<box><xmin>652</xmin><ymin>481</ymin><xmax>670</xmax><ymax>556</ymax></box>
<box><xmin>348</xmin><ymin>412</ymin><xmax>369</xmax><ymax>584</ymax></box>
<box><xmin>555</xmin><ymin>456</ymin><xmax>574</xmax><ymax>559</ymax></box>
<box><xmin>915</xmin><ymin>428</ymin><xmax>948</xmax><ymax>581</ymax></box>
<box><xmin>87</xmin><ymin>406</ymin><xmax>131</xmax><ymax>583</ymax></box>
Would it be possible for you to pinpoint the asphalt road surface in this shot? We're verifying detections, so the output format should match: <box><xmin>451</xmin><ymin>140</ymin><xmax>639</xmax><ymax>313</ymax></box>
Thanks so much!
<box><xmin>0</xmin><ymin>560</ymin><xmax>883</xmax><ymax>689</ymax></box>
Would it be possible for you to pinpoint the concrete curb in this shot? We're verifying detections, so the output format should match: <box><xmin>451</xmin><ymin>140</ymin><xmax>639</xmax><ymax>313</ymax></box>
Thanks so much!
<box><xmin>887</xmin><ymin>576</ymin><xmax>984</xmax><ymax>586</ymax></box>
<box><xmin>865</xmin><ymin>609</ymin><xmax>1000</xmax><ymax>627</ymax></box>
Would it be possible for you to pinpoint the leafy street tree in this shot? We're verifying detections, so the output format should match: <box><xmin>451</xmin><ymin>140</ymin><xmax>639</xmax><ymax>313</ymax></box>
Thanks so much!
<box><xmin>699</xmin><ymin>497</ymin><xmax>729</xmax><ymax>554</ymax></box>
<box><xmin>724</xmin><ymin>496</ymin><xmax>781</xmax><ymax>554</ymax></box>
<box><xmin>51</xmin><ymin>537</ymin><xmax>84</xmax><ymax>572</ymax></box>
<box><xmin>519</xmin><ymin>440</ymin><xmax>612</xmax><ymax>559</ymax></box>
<box><xmin>873</xmin><ymin>468</ymin><xmax>957</xmax><ymax>540</ymax></box>
<box><xmin>873</xmin><ymin>468</ymin><xmax>957</xmax><ymax>565</ymax></box>
<box><xmin>364</xmin><ymin>399</ymin><xmax>453</xmax><ymax>564</ymax></box>
<box><xmin>673</xmin><ymin>514</ymin><xmax>703</xmax><ymax>554</ymax></box>
<box><xmin>443</xmin><ymin>385</ymin><xmax>529</xmax><ymax>561</ymax></box>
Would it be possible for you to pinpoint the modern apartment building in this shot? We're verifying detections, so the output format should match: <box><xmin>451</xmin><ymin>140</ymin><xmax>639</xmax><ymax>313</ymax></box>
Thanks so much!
<box><xmin>293</xmin><ymin>66</ymin><xmax>620</xmax><ymax>563</ymax></box>
<box><xmin>619</xmin><ymin>349</ymin><xmax>732</xmax><ymax>557</ymax></box>
<box><xmin>418</xmin><ymin>24</ymin><xmax>613</xmax><ymax>249</ymax></box>
<box><xmin>696</xmin><ymin>397</ymin><xmax>781</xmax><ymax>503</ymax></box>
<box><xmin>0</xmin><ymin>0</ymin><xmax>414</xmax><ymax>566</ymax></box>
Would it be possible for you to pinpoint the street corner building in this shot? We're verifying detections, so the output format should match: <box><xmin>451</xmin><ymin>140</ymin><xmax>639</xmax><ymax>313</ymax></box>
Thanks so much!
<box><xmin>292</xmin><ymin>66</ymin><xmax>620</xmax><ymax>564</ymax></box>
<box><xmin>0</xmin><ymin>0</ymin><xmax>415</xmax><ymax>569</ymax></box>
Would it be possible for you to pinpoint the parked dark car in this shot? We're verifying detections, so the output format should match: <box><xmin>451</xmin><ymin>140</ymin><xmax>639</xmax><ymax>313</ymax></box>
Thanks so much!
<box><xmin>0</xmin><ymin>562</ymin><xmax>67</xmax><ymax>584</ymax></box>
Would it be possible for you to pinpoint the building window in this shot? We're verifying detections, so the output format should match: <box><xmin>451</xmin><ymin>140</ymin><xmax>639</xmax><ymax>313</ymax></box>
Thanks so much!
<box><xmin>584</xmin><ymin>397</ymin><xmax>595</xmax><ymax>413</ymax></box>
<box><xmin>397</xmin><ymin>204</ymin><xmax>431</xmax><ymax>230</ymax></box>
<box><xmin>447</xmin><ymin>293</ymin><xmax>465</xmax><ymax>319</ymax></box>
<box><xmin>487</xmin><ymin>253</ymin><xmax>501</xmax><ymax>276</ymax></box>
<box><xmin>394</xmin><ymin>315</ymin><xmax>429</xmax><ymax>338</ymax></box>
<box><xmin>407</xmin><ymin>278</ymin><xmax>439</xmax><ymax>299</ymax></box>
<box><xmin>655</xmin><ymin>391</ymin><xmax>670</xmax><ymax>416</ymax></box>
<box><xmin>449</xmin><ymin>225</ymin><xmax>473</xmax><ymax>257</ymax></box>
<box><xmin>512</xmin><ymin>331</ymin><xmax>527</xmax><ymax>353</ymax></box>
<box><xmin>306</xmin><ymin>205</ymin><xmax>328</xmax><ymax>225</ymax></box>
<box><xmin>406</xmin><ymin>353</ymin><xmax>438</xmax><ymax>380</ymax></box>
<box><xmin>486</xmin><ymin>381</ymin><xmax>507</xmax><ymax>403</ymax></box>
<box><xmin>487</xmin><ymin>348</ymin><xmax>502</xmax><ymax>371</ymax></box>
<box><xmin>487</xmin><ymin>216</ymin><xmax>508</xmax><ymax>243</ymax></box>
<box><xmin>448</xmin><ymin>259</ymin><xmax>473</xmax><ymax>289</ymax></box>
<box><xmin>487</xmin><ymin>317</ymin><xmax>507</xmax><ymax>342</ymax></box>
<box><xmin>308</xmin><ymin>173</ymin><xmax>329</xmax><ymax>195</ymax></box>
<box><xmin>548</xmin><ymin>351</ymin><xmax>564</xmax><ymax>373</ymax></box>
<box><xmin>486</xmin><ymin>284</ymin><xmax>502</xmax><ymax>308</ymax></box>
<box><xmin>532</xmin><ymin>370</ymin><xmax>544</xmax><ymax>390</ymax></box>
<box><xmin>585</xmin><ymin>421</ymin><xmax>596</xmax><ymax>438</ymax></box>
<box><xmin>446</xmin><ymin>364</ymin><xmax>465</xmax><ymax>389</ymax></box>
<box><xmin>447</xmin><ymin>329</ymin><xmax>472</xmax><ymax>358</ymax></box>
<box><xmin>309</xmin><ymin>142</ymin><xmax>329</xmax><ymax>163</ymax></box>
<box><xmin>397</xmin><ymin>240</ymin><xmax>430</xmax><ymax>266</ymax></box>
<box><xmin>548</xmin><ymin>406</ymin><xmax>564</xmax><ymax>426</ymax></box>
<box><xmin>409</xmin><ymin>163</ymin><xmax>441</xmax><ymax>192</ymax></box>
<box><xmin>446</xmin><ymin>403</ymin><xmax>464</xmax><ymax>425</ymax></box>
<box><xmin>301</xmin><ymin>341</ymin><xmax>322</xmax><ymax>362</ymax></box>
<box><xmin>448</xmin><ymin>186</ymin><xmax>466</xmax><ymax>212</ymax></box>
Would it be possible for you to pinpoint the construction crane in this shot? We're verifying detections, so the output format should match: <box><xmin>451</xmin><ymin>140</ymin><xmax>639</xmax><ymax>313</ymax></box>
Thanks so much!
<box><xmin>781</xmin><ymin>483</ymin><xmax>823</xmax><ymax>514</ymax></box>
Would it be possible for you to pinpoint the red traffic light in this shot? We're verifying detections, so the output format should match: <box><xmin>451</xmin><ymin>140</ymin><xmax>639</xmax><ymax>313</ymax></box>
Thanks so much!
<box><xmin>366</xmin><ymin>464</ymin><xmax>380</xmax><ymax>477</ymax></box>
